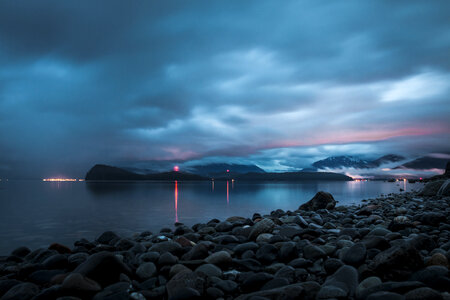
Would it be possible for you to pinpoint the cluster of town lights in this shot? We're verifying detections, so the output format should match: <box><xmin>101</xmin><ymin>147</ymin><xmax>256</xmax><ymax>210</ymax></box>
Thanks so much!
<box><xmin>42</xmin><ymin>178</ymin><xmax>84</xmax><ymax>182</ymax></box>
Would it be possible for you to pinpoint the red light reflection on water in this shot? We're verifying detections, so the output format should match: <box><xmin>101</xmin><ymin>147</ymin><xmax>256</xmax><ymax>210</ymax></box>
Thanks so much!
<box><xmin>227</xmin><ymin>181</ymin><xmax>229</xmax><ymax>205</ymax></box>
<box><xmin>174</xmin><ymin>180</ymin><xmax>178</xmax><ymax>223</ymax></box>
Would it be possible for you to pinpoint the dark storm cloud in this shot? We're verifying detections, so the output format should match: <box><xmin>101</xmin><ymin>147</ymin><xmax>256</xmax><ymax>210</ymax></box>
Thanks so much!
<box><xmin>0</xmin><ymin>0</ymin><xmax>449</xmax><ymax>178</ymax></box>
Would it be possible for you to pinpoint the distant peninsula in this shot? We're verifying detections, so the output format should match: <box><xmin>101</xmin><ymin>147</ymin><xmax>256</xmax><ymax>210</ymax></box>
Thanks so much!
<box><xmin>85</xmin><ymin>164</ymin><xmax>352</xmax><ymax>181</ymax></box>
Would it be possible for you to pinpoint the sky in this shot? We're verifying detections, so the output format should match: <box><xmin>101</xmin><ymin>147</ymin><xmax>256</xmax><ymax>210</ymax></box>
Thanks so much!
<box><xmin>0</xmin><ymin>1</ymin><xmax>449</xmax><ymax>178</ymax></box>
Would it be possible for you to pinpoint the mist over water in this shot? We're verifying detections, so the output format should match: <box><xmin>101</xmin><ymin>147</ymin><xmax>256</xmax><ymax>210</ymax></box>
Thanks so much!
<box><xmin>0</xmin><ymin>180</ymin><xmax>421</xmax><ymax>254</ymax></box>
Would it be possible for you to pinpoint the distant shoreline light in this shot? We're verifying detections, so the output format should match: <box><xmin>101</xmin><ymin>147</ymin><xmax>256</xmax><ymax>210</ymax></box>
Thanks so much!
<box><xmin>42</xmin><ymin>178</ymin><xmax>84</xmax><ymax>182</ymax></box>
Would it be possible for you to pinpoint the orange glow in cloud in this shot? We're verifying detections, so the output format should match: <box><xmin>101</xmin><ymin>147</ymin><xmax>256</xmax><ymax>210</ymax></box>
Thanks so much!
<box><xmin>265</xmin><ymin>126</ymin><xmax>446</xmax><ymax>150</ymax></box>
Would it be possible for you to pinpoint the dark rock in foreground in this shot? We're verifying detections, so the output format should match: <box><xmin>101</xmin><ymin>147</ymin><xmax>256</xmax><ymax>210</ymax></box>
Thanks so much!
<box><xmin>0</xmin><ymin>188</ymin><xmax>449</xmax><ymax>299</ymax></box>
<box><xmin>299</xmin><ymin>191</ymin><xmax>336</xmax><ymax>210</ymax></box>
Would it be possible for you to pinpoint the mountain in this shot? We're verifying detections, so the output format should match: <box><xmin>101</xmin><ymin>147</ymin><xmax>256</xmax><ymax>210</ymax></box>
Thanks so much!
<box><xmin>394</xmin><ymin>156</ymin><xmax>449</xmax><ymax>170</ymax></box>
<box><xmin>85</xmin><ymin>164</ymin><xmax>207</xmax><ymax>181</ymax></box>
<box><xmin>312</xmin><ymin>156</ymin><xmax>370</xmax><ymax>169</ymax></box>
<box><xmin>222</xmin><ymin>171</ymin><xmax>352</xmax><ymax>181</ymax></box>
<box><xmin>188</xmin><ymin>163</ymin><xmax>265</xmax><ymax>177</ymax></box>
<box><xmin>312</xmin><ymin>154</ymin><xmax>405</xmax><ymax>169</ymax></box>
<box><xmin>367</xmin><ymin>154</ymin><xmax>405</xmax><ymax>167</ymax></box>
<box><xmin>85</xmin><ymin>164</ymin><xmax>351</xmax><ymax>181</ymax></box>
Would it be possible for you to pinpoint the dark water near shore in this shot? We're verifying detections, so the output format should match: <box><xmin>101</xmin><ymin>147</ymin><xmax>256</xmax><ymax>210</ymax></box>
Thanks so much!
<box><xmin>0</xmin><ymin>180</ymin><xmax>421</xmax><ymax>254</ymax></box>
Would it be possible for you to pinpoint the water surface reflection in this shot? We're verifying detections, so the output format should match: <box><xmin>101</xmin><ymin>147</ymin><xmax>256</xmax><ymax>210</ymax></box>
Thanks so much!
<box><xmin>0</xmin><ymin>180</ymin><xmax>421</xmax><ymax>253</ymax></box>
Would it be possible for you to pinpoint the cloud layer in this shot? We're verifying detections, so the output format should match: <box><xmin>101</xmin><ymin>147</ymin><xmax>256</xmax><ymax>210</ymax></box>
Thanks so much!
<box><xmin>0</xmin><ymin>1</ymin><xmax>449</xmax><ymax>178</ymax></box>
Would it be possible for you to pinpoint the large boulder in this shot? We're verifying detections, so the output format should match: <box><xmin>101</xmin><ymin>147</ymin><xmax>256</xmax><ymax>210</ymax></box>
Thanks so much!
<box><xmin>437</xmin><ymin>179</ymin><xmax>450</xmax><ymax>196</ymax></box>
<box><xmin>299</xmin><ymin>191</ymin><xmax>336</xmax><ymax>211</ymax></box>
<box><xmin>420</xmin><ymin>180</ymin><xmax>445</xmax><ymax>196</ymax></box>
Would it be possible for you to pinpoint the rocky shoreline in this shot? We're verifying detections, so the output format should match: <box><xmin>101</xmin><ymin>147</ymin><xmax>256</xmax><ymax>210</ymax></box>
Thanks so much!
<box><xmin>1</xmin><ymin>180</ymin><xmax>449</xmax><ymax>300</ymax></box>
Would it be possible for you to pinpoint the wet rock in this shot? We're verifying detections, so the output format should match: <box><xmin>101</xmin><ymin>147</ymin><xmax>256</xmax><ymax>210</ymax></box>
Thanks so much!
<box><xmin>215</xmin><ymin>279</ymin><xmax>238</xmax><ymax>293</ymax></box>
<box><xmin>437</xmin><ymin>179</ymin><xmax>450</xmax><ymax>196</ymax></box>
<box><xmin>61</xmin><ymin>273</ymin><xmax>101</xmax><ymax>293</ymax></box>
<box><xmin>249</xmin><ymin>219</ymin><xmax>275</xmax><ymax>240</ymax></box>
<box><xmin>149</xmin><ymin>241</ymin><xmax>183</xmax><ymax>255</ymax></box>
<box><xmin>279</xmin><ymin>242</ymin><xmax>298</xmax><ymax>262</ymax></box>
<box><xmin>215</xmin><ymin>221</ymin><xmax>234</xmax><ymax>232</ymax></box>
<box><xmin>195</xmin><ymin>263</ymin><xmax>222</xmax><ymax>277</ymax></box>
<box><xmin>114</xmin><ymin>238</ymin><xmax>136</xmax><ymax>251</ymax></box>
<box><xmin>426</xmin><ymin>253</ymin><xmax>449</xmax><ymax>267</ymax></box>
<box><xmin>303</xmin><ymin>244</ymin><xmax>326</xmax><ymax>260</ymax></box>
<box><xmin>138</xmin><ymin>251</ymin><xmax>160</xmax><ymax>263</ymax></box>
<box><xmin>68</xmin><ymin>253</ymin><xmax>89</xmax><ymax>267</ymax></box>
<box><xmin>11</xmin><ymin>246</ymin><xmax>31</xmax><ymax>258</ymax></box>
<box><xmin>317</xmin><ymin>265</ymin><xmax>358</xmax><ymax>299</ymax></box>
<box><xmin>169</xmin><ymin>264</ymin><xmax>190</xmax><ymax>278</ymax></box>
<box><xmin>362</xmin><ymin>236</ymin><xmax>391</xmax><ymax>251</ymax></box>
<box><xmin>404</xmin><ymin>287</ymin><xmax>443</xmax><ymax>300</ymax></box>
<box><xmin>370</xmin><ymin>241</ymin><xmax>423</xmax><ymax>280</ymax></box>
<box><xmin>206</xmin><ymin>286</ymin><xmax>224</xmax><ymax>298</ymax></box>
<box><xmin>410</xmin><ymin>266</ymin><xmax>449</xmax><ymax>291</ymax></box>
<box><xmin>168</xmin><ymin>287</ymin><xmax>200</xmax><ymax>300</ymax></box>
<box><xmin>136</xmin><ymin>262</ymin><xmax>157</xmax><ymax>280</ymax></box>
<box><xmin>256</xmin><ymin>233</ymin><xmax>273</xmax><ymax>243</ymax></box>
<box><xmin>262</xmin><ymin>277</ymin><xmax>289</xmax><ymax>290</ymax></box>
<box><xmin>32</xmin><ymin>285</ymin><xmax>62</xmax><ymax>300</ymax></box>
<box><xmin>324</xmin><ymin>258</ymin><xmax>344</xmax><ymax>275</ymax></box>
<box><xmin>367</xmin><ymin>291</ymin><xmax>405</xmax><ymax>300</ymax></box>
<box><xmin>367</xmin><ymin>227</ymin><xmax>391</xmax><ymax>237</ymax></box>
<box><xmin>28</xmin><ymin>269</ymin><xmax>65</xmax><ymax>285</ymax></box>
<box><xmin>1</xmin><ymin>282</ymin><xmax>39</xmax><ymax>300</ymax></box>
<box><xmin>0</xmin><ymin>280</ymin><xmax>22</xmax><ymax>298</ymax></box>
<box><xmin>356</xmin><ymin>276</ymin><xmax>382</xmax><ymax>299</ymax></box>
<box><xmin>49</xmin><ymin>243</ymin><xmax>72</xmax><ymax>254</ymax></box>
<box><xmin>96</xmin><ymin>231</ymin><xmax>120</xmax><ymax>244</ymax></box>
<box><xmin>342</xmin><ymin>242</ymin><xmax>367</xmax><ymax>266</ymax></box>
<box><xmin>43</xmin><ymin>254</ymin><xmax>68</xmax><ymax>269</ymax></box>
<box><xmin>74</xmin><ymin>251</ymin><xmax>131</xmax><ymax>287</ymax></box>
<box><xmin>158</xmin><ymin>252</ymin><xmax>178</xmax><ymax>266</ymax></box>
<box><xmin>420</xmin><ymin>180</ymin><xmax>445</xmax><ymax>196</ymax></box>
<box><xmin>235</xmin><ymin>283</ymin><xmax>308</xmax><ymax>300</ymax></box>
<box><xmin>241</xmin><ymin>272</ymin><xmax>274</xmax><ymax>292</ymax></box>
<box><xmin>274</xmin><ymin>265</ymin><xmax>295</xmax><ymax>283</ymax></box>
<box><xmin>255</xmin><ymin>244</ymin><xmax>278</xmax><ymax>264</ymax></box>
<box><xmin>278</xmin><ymin>224</ymin><xmax>303</xmax><ymax>239</ymax></box>
<box><xmin>418</xmin><ymin>212</ymin><xmax>446</xmax><ymax>227</ymax></box>
<box><xmin>166</xmin><ymin>270</ymin><xmax>204</xmax><ymax>299</ymax></box>
<box><xmin>205</xmin><ymin>250</ymin><xmax>232</xmax><ymax>267</ymax></box>
<box><xmin>92</xmin><ymin>282</ymin><xmax>130</xmax><ymax>300</ymax></box>
<box><xmin>299</xmin><ymin>191</ymin><xmax>336</xmax><ymax>211</ymax></box>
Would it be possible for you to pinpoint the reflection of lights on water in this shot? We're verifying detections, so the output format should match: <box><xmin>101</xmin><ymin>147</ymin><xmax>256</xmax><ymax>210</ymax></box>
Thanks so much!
<box><xmin>232</xmin><ymin>179</ymin><xmax>234</xmax><ymax>189</ymax></box>
<box><xmin>212</xmin><ymin>180</ymin><xmax>214</xmax><ymax>191</ymax></box>
<box><xmin>227</xmin><ymin>181</ymin><xmax>229</xmax><ymax>205</ymax></box>
<box><xmin>174</xmin><ymin>180</ymin><xmax>178</xmax><ymax>223</ymax></box>
<box><xmin>43</xmin><ymin>178</ymin><xmax>78</xmax><ymax>182</ymax></box>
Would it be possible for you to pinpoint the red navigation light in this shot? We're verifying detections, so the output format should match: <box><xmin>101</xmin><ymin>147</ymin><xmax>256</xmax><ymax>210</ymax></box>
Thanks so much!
<box><xmin>174</xmin><ymin>165</ymin><xmax>179</xmax><ymax>172</ymax></box>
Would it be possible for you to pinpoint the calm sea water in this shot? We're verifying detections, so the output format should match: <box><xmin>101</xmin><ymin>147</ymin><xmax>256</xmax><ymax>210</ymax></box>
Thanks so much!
<box><xmin>0</xmin><ymin>180</ymin><xmax>421</xmax><ymax>254</ymax></box>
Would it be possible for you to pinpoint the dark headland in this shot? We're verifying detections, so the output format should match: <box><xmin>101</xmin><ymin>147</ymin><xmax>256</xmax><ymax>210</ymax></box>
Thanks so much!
<box><xmin>84</xmin><ymin>164</ymin><xmax>353</xmax><ymax>182</ymax></box>
<box><xmin>1</xmin><ymin>173</ymin><xmax>449</xmax><ymax>299</ymax></box>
